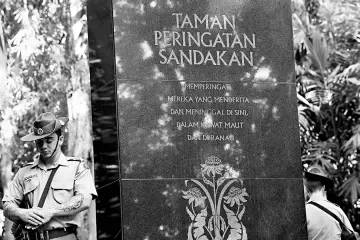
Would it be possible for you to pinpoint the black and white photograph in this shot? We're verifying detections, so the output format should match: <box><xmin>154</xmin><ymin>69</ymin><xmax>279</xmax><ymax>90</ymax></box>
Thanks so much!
<box><xmin>0</xmin><ymin>0</ymin><xmax>360</xmax><ymax>239</ymax></box>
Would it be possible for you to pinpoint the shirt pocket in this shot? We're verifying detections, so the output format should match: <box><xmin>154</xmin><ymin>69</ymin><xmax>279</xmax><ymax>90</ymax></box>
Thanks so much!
<box><xmin>51</xmin><ymin>180</ymin><xmax>74</xmax><ymax>204</ymax></box>
<box><xmin>24</xmin><ymin>177</ymin><xmax>39</xmax><ymax>195</ymax></box>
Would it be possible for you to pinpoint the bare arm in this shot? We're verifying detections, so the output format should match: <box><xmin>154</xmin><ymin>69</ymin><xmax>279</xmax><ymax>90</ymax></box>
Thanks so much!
<box><xmin>35</xmin><ymin>192</ymin><xmax>93</xmax><ymax>223</ymax></box>
<box><xmin>3</xmin><ymin>202</ymin><xmax>44</xmax><ymax>226</ymax></box>
<box><xmin>51</xmin><ymin>192</ymin><xmax>92</xmax><ymax>217</ymax></box>
<box><xmin>37</xmin><ymin>160</ymin><xmax>96</xmax><ymax>223</ymax></box>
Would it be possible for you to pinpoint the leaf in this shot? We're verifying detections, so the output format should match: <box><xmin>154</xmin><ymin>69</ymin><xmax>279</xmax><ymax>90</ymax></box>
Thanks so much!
<box><xmin>304</xmin><ymin>28</ymin><xmax>329</xmax><ymax>75</ymax></box>
<box><xmin>342</xmin><ymin>132</ymin><xmax>360</xmax><ymax>154</ymax></box>
<box><xmin>241</xmin><ymin>223</ymin><xmax>248</xmax><ymax>240</ymax></box>
<box><xmin>298</xmin><ymin>106</ymin><xmax>315</xmax><ymax>132</ymax></box>
<box><xmin>187</xmin><ymin>224</ymin><xmax>194</xmax><ymax>240</ymax></box>
<box><xmin>198</xmin><ymin>236</ymin><xmax>208</xmax><ymax>240</ymax></box>
<box><xmin>223</xmin><ymin>205</ymin><xmax>241</xmax><ymax>230</ymax></box>
<box><xmin>193</xmin><ymin>208</ymin><xmax>207</xmax><ymax>239</ymax></box>
<box><xmin>186</xmin><ymin>206</ymin><xmax>195</xmax><ymax>221</ymax></box>
<box><xmin>228</xmin><ymin>229</ymin><xmax>242</xmax><ymax>240</ymax></box>
<box><xmin>208</xmin><ymin>216</ymin><xmax>214</xmax><ymax>232</ymax></box>
<box><xmin>297</xmin><ymin>93</ymin><xmax>320</xmax><ymax>113</ymax></box>
<box><xmin>238</xmin><ymin>206</ymin><xmax>246</xmax><ymax>220</ymax></box>
<box><xmin>203</xmin><ymin>177</ymin><xmax>214</xmax><ymax>188</ymax></box>
<box><xmin>224</xmin><ymin>205</ymin><xmax>247</xmax><ymax>239</ymax></box>
<box><xmin>292</xmin><ymin>13</ymin><xmax>307</xmax><ymax>47</ymax></box>
<box><xmin>305</xmin><ymin>89</ymin><xmax>329</xmax><ymax>105</ymax></box>
<box><xmin>338</xmin><ymin>175</ymin><xmax>360</xmax><ymax>203</ymax></box>
<box><xmin>216</xmin><ymin>177</ymin><xmax>226</xmax><ymax>188</ymax></box>
<box><xmin>302</xmin><ymin>140</ymin><xmax>340</xmax><ymax>169</ymax></box>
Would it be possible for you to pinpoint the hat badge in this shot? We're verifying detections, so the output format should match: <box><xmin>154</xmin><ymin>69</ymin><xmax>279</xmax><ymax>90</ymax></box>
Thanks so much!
<box><xmin>37</xmin><ymin>128</ymin><xmax>44</xmax><ymax>135</ymax></box>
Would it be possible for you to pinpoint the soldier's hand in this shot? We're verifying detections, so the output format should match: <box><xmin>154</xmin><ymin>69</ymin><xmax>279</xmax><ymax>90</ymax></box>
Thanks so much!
<box><xmin>25</xmin><ymin>224</ymin><xmax>40</xmax><ymax>230</ymax></box>
<box><xmin>33</xmin><ymin>207</ymin><xmax>55</xmax><ymax>224</ymax></box>
<box><xmin>19</xmin><ymin>208</ymin><xmax>44</xmax><ymax>226</ymax></box>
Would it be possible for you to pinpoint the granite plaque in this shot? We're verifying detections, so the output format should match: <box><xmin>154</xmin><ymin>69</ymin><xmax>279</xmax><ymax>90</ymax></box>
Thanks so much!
<box><xmin>89</xmin><ymin>0</ymin><xmax>307</xmax><ymax>239</ymax></box>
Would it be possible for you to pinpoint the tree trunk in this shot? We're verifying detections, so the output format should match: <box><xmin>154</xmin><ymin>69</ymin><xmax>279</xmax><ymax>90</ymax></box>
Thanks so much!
<box><xmin>0</xmin><ymin>22</ymin><xmax>14</xmax><ymax>239</ymax></box>
<box><xmin>0</xmin><ymin>113</ymin><xmax>17</xmax><ymax>240</ymax></box>
<box><xmin>0</xmin><ymin>18</ymin><xmax>6</xmax><ymax>109</ymax></box>
<box><xmin>64</xmin><ymin>1</ymin><xmax>97</xmax><ymax>239</ymax></box>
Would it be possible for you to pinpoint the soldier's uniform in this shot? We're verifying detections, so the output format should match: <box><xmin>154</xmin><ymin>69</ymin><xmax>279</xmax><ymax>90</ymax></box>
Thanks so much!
<box><xmin>3</xmin><ymin>153</ymin><xmax>97</xmax><ymax>228</ymax></box>
<box><xmin>2</xmin><ymin>112</ymin><xmax>97</xmax><ymax>240</ymax></box>
<box><xmin>304</xmin><ymin>165</ymin><xmax>359</xmax><ymax>240</ymax></box>
<box><xmin>306</xmin><ymin>195</ymin><xmax>354</xmax><ymax>240</ymax></box>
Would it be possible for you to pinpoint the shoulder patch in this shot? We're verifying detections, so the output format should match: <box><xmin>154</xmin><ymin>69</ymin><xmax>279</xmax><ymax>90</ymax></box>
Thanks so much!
<box><xmin>82</xmin><ymin>160</ymin><xmax>90</xmax><ymax>170</ymax></box>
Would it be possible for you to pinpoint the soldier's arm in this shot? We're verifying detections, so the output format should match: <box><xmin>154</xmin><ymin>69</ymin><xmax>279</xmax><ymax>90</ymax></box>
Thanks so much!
<box><xmin>3</xmin><ymin>169</ymin><xmax>45</xmax><ymax>226</ymax></box>
<box><xmin>3</xmin><ymin>202</ymin><xmax>44</xmax><ymax>226</ymax></box>
<box><xmin>52</xmin><ymin>160</ymin><xmax>96</xmax><ymax>216</ymax></box>
<box><xmin>34</xmin><ymin>192</ymin><xmax>92</xmax><ymax>224</ymax></box>
<box><xmin>36</xmin><ymin>160</ymin><xmax>97</xmax><ymax>223</ymax></box>
<box><xmin>51</xmin><ymin>192</ymin><xmax>92</xmax><ymax>216</ymax></box>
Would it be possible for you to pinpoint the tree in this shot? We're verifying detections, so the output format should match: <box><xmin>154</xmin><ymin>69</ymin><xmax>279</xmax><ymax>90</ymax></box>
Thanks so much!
<box><xmin>63</xmin><ymin>0</ymin><xmax>96</xmax><ymax>239</ymax></box>
<box><xmin>293</xmin><ymin>0</ymin><xmax>360</xmax><ymax>231</ymax></box>
<box><xmin>0</xmin><ymin>0</ymin><xmax>95</xmax><ymax>239</ymax></box>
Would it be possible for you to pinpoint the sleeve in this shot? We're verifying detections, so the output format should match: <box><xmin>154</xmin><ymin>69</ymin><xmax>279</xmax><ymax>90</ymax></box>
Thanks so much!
<box><xmin>2</xmin><ymin>170</ymin><xmax>24</xmax><ymax>205</ymax></box>
<box><xmin>339</xmin><ymin>207</ymin><xmax>354</xmax><ymax>231</ymax></box>
<box><xmin>74</xmin><ymin>160</ymin><xmax>98</xmax><ymax>198</ymax></box>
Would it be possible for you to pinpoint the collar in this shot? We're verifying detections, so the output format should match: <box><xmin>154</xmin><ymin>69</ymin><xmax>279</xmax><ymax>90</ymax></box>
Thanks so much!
<box><xmin>308</xmin><ymin>192</ymin><xmax>327</xmax><ymax>202</ymax></box>
<box><xmin>31</xmin><ymin>152</ymin><xmax>69</xmax><ymax>170</ymax></box>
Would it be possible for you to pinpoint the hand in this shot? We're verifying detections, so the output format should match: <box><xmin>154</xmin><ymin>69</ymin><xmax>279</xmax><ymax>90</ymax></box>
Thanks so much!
<box><xmin>25</xmin><ymin>224</ymin><xmax>40</xmax><ymax>230</ymax></box>
<box><xmin>32</xmin><ymin>207</ymin><xmax>55</xmax><ymax>224</ymax></box>
<box><xmin>19</xmin><ymin>208</ymin><xmax>44</xmax><ymax>226</ymax></box>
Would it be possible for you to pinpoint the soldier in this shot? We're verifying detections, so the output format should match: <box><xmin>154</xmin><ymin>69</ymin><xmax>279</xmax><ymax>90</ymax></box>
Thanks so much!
<box><xmin>2</xmin><ymin>112</ymin><xmax>97</xmax><ymax>240</ymax></box>
<box><xmin>304</xmin><ymin>164</ymin><xmax>359</xmax><ymax>240</ymax></box>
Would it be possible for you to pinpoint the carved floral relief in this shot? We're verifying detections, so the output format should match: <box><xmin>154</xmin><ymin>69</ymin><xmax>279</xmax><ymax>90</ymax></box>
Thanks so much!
<box><xmin>183</xmin><ymin>156</ymin><xmax>248</xmax><ymax>240</ymax></box>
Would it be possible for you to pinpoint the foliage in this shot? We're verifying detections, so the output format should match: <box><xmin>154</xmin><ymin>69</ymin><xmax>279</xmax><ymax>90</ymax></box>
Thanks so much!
<box><xmin>293</xmin><ymin>0</ymin><xmax>360</xmax><ymax>231</ymax></box>
<box><xmin>0</xmin><ymin>0</ymin><xmax>94</xmax><ymax>239</ymax></box>
<box><xmin>0</xmin><ymin>0</ymin><xmax>68</xmax><ymax>166</ymax></box>
<box><xmin>1</xmin><ymin>0</ymin><xmax>359</xmax><ymax>238</ymax></box>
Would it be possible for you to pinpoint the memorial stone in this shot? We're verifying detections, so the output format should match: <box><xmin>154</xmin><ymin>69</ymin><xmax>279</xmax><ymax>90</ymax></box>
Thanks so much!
<box><xmin>88</xmin><ymin>0</ymin><xmax>308</xmax><ymax>239</ymax></box>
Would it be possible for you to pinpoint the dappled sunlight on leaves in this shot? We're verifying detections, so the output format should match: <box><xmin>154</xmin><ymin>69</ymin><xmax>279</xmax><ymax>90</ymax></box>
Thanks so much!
<box><xmin>338</xmin><ymin>174</ymin><xmax>360</xmax><ymax>204</ymax></box>
<box><xmin>294</xmin><ymin>0</ymin><xmax>360</xmax><ymax>230</ymax></box>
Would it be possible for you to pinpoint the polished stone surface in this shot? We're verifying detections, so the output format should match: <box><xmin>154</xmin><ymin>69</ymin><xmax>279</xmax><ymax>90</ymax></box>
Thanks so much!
<box><xmin>118</xmin><ymin>81</ymin><xmax>301</xmax><ymax>179</ymax></box>
<box><xmin>113</xmin><ymin>0</ymin><xmax>294</xmax><ymax>83</ymax></box>
<box><xmin>120</xmin><ymin>178</ymin><xmax>307</xmax><ymax>240</ymax></box>
<box><xmin>88</xmin><ymin>0</ymin><xmax>121</xmax><ymax>239</ymax></box>
<box><xmin>88</xmin><ymin>0</ymin><xmax>307</xmax><ymax>239</ymax></box>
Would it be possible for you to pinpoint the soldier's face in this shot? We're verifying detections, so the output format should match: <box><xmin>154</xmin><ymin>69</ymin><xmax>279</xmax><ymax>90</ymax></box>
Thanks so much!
<box><xmin>35</xmin><ymin>133</ymin><xmax>64</xmax><ymax>159</ymax></box>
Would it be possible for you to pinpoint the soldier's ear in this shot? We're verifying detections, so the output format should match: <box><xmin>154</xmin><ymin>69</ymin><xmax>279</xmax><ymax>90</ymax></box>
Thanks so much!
<box><xmin>59</xmin><ymin>135</ymin><xmax>64</xmax><ymax>145</ymax></box>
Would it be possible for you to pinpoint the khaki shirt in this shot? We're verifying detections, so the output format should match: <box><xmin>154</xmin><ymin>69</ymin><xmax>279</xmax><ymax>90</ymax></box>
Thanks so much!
<box><xmin>306</xmin><ymin>195</ymin><xmax>354</xmax><ymax>240</ymax></box>
<box><xmin>2</xmin><ymin>153</ymin><xmax>97</xmax><ymax>230</ymax></box>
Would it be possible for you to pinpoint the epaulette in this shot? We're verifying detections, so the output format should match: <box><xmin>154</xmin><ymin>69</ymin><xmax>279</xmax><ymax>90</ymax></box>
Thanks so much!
<box><xmin>21</xmin><ymin>162</ymin><xmax>34</xmax><ymax>168</ymax></box>
<box><xmin>67</xmin><ymin>157</ymin><xmax>83</xmax><ymax>162</ymax></box>
<box><xmin>325</xmin><ymin>200</ymin><xmax>340</xmax><ymax>208</ymax></box>
<box><xmin>334</xmin><ymin>203</ymin><xmax>340</xmax><ymax>208</ymax></box>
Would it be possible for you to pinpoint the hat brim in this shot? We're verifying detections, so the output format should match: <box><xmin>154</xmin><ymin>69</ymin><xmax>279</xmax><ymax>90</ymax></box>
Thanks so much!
<box><xmin>20</xmin><ymin>131</ymin><xmax>54</xmax><ymax>141</ymax></box>
<box><xmin>305</xmin><ymin>171</ymin><xmax>334</xmax><ymax>188</ymax></box>
<box><xmin>58</xmin><ymin>117</ymin><xmax>69</xmax><ymax>126</ymax></box>
<box><xmin>20</xmin><ymin>117</ymin><xmax>69</xmax><ymax>142</ymax></box>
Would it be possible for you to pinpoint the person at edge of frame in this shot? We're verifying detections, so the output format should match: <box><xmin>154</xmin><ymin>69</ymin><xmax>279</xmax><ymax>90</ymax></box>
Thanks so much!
<box><xmin>2</xmin><ymin>112</ymin><xmax>98</xmax><ymax>240</ymax></box>
<box><xmin>304</xmin><ymin>164</ymin><xmax>359</xmax><ymax>240</ymax></box>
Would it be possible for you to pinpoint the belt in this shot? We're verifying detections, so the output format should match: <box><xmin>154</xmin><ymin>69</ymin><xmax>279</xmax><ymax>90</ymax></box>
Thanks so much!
<box><xmin>28</xmin><ymin>227</ymin><xmax>76</xmax><ymax>240</ymax></box>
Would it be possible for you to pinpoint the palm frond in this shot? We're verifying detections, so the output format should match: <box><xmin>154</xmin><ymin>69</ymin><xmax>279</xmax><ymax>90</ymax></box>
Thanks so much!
<box><xmin>342</xmin><ymin>126</ymin><xmax>360</xmax><ymax>154</ymax></box>
<box><xmin>305</xmin><ymin>89</ymin><xmax>332</xmax><ymax>105</ymax></box>
<box><xmin>298</xmin><ymin>105</ymin><xmax>315</xmax><ymax>132</ymax></box>
<box><xmin>338</xmin><ymin>174</ymin><xmax>360</xmax><ymax>203</ymax></box>
<box><xmin>304</xmin><ymin>28</ymin><xmax>329</xmax><ymax>76</ymax></box>
<box><xmin>298</xmin><ymin>76</ymin><xmax>324</xmax><ymax>89</ymax></box>
<box><xmin>302</xmin><ymin>140</ymin><xmax>340</xmax><ymax>174</ymax></box>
